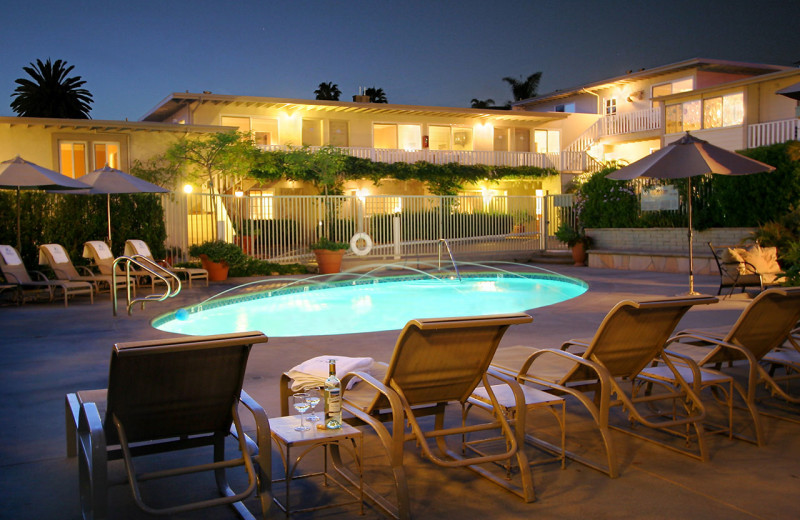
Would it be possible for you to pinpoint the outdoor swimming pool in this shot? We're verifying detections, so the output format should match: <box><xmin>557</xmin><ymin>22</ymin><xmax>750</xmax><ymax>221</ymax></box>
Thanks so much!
<box><xmin>153</xmin><ymin>268</ymin><xmax>587</xmax><ymax>337</ymax></box>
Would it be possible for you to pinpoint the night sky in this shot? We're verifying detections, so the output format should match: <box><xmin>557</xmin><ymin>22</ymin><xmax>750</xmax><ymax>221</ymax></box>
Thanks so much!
<box><xmin>1</xmin><ymin>0</ymin><xmax>798</xmax><ymax>121</ymax></box>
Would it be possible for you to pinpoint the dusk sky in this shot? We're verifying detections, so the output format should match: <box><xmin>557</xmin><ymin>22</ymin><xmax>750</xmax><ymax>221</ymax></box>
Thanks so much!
<box><xmin>2</xmin><ymin>0</ymin><xmax>798</xmax><ymax>121</ymax></box>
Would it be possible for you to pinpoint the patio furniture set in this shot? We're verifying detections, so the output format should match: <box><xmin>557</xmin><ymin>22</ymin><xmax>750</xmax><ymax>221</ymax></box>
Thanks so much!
<box><xmin>62</xmin><ymin>286</ymin><xmax>800</xmax><ymax>519</ymax></box>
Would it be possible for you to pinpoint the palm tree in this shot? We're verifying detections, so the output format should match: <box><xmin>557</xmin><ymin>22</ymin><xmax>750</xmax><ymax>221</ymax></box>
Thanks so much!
<box><xmin>314</xmin><ymin>82</ymin><xmax>341</xmax><ymax>101</ymax></box>
<box><xmin>502</xmin><ymin>72</ymin><xmax>543</xmax><ymax>102</ymax></box>
<box><xmin>365</xmin><ymin>87</ymin><xmax>388</xmax><ymax>103</ymax></box>
<box><xmin>470</xmin><ymin>98</ymin><xmax>495</xmax><ymax>108</ymax></box>
<box><xmin>10</xmin><ymin>58</ymin><xmax>93</xmax><ymax>118</ymax></box>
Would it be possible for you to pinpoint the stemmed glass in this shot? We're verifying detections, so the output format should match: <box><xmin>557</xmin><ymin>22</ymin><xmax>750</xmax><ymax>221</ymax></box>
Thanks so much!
<box><xmin>305</xmin><ymin>389</ymin><xmax>322</xmax><ymax>423</ymax></box>
<box><xmin>293</xmin><ymin>393</ymin><xmax>310</xmax><ymax>431</ymax></box>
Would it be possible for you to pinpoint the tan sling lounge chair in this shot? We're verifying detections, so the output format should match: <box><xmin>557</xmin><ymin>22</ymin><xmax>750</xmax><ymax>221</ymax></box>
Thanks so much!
<box><xmin>281</xmin><ymin>313</ymin><xmax>533</xmax><ymax>520</ymax></box>
<box><xmin>490</xmin><ymin>295</ymin><xmax>718</xmax><ymax>478</ymax></box>
<box><xmin>83</xmin><ymin>240</ymin><xmax>147</xmax><ymax>293</ymax></box>
<box><xmin>0</xmin><ymin>244</ymin><xmax>93</xmax><ymax>306</ymax></box>
<box><xmin>65</xmin><ymin>331</ymin><xmax>271</xmax><ymax>519</ymax></box>
<box><xmin>39</xmin><ymin>243</ymin><xmax>127</xmax><ymax>297</ymax></box>
<box><xmin>125</xmin><ymin>239</ymin><xmax>208</xmax><ymax>288</ymax></box>
<box><xmin>653</xmin><ymin>287</ymin><xmax>800</xmax><ymax>443</ymax></box>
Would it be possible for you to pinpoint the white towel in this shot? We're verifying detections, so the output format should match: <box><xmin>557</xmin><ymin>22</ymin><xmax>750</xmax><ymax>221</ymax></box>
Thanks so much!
<box><xmin>287</xmin><ymin>355</ymin><xmax>374</xmax><ymax>392</ymax></box>
<box><xmin>0</xmin><ymin>245</ymin><xmax>21</xmax><ymax>265</ymax></box>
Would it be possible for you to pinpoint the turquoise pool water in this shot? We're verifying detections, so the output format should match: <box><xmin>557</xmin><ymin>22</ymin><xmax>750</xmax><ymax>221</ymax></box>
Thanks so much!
<box><xmin>153</xmin><ymin>273</ymin><xmax>587</xmax><ymax>337</ymax></box>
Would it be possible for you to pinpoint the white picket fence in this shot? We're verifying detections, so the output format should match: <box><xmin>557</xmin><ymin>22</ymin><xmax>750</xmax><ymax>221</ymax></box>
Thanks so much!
<box><xmin>161</xmin><ymin>193</ymin><xmax>577</xmax><ymax>264</ymax></box>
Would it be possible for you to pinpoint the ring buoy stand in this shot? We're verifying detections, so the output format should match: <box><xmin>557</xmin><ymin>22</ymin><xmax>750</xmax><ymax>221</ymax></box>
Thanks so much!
<box><xmin>350</xmin><ymin>232</ymin><xmax>373</xmax><ymax>256</ymax></box>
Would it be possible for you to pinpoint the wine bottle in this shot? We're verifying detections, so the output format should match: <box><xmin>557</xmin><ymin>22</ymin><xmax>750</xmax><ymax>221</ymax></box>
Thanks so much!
<box><xmin>324</xmin><ymin>358</ymin><xmax>342</xmax><ymax>429</ymax></box>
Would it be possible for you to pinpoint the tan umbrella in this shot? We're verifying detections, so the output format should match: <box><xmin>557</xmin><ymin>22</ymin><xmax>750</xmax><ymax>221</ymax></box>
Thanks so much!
<box><xmin>51</xmin><ymin>165</ymin><xmax>169</xmax><ymax>243</ymax></box>
<box><xmin>607</xmin><ymin>132</ymin><xmax>775</xmax><ymax>294</ymax></box>
<box><xmin>0</xmin><ymin>156</ymin><xmax>89</xmax><ymax>251</ymax></box>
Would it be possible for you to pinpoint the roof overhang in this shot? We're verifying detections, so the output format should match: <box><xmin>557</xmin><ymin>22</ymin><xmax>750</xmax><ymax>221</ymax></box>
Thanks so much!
<box><xmin>141</xmin><ymin>93</ymin><xmax>568</xmax><ymax>124</ymax></box>
<box><xmin>0</xmin><ymin>116</ymin><xmax>227</xmax><ymax>134</ymax></box>
<box><xmin>514</xmin><ymin>58</ymin><xmax>793</xmax><ymax>106</ymax></box>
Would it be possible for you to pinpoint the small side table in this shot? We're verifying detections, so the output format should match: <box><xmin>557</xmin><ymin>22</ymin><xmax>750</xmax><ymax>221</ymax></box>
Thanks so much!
<box><xmin>269</xmin><ymin>415</ymin><xmax>364</xmax><ymax>517</ymax></box>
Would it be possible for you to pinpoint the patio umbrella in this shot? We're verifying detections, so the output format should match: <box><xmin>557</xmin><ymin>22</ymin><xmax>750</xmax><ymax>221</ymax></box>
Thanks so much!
<box><xmin>607</xmin><ymin>132</ymin><xmax>775</xmax><ymax>294</ymax></box>
<box><xmin>776</xmin><ymin>81</ymin><xmax>800</xmax><ymax>101</ymax></box>
<box><xmin>0</xmin><ymin>156</ymin><xmax>89</xmax><ymax>251</ymax></box>
<box><xmin>52</xmin><ymin>165</ymin><xmax>169</xmax><ymax>243</ymax></box>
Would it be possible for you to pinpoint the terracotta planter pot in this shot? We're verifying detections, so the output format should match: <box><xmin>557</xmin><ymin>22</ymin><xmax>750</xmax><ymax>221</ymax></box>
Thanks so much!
<box><xmin>313</xmin><ymin>249</ymin><xmax>345</xmax><ymax>274</ymax></box>
<box><xmin>199</xmin><ymin>254</ymin><xmax>230</xmax><ymax>281</ymax></box>
<box><xmin>571</xmin><ymin>243</ymin><xmax>587</xmax><ymax>266</ymax></box>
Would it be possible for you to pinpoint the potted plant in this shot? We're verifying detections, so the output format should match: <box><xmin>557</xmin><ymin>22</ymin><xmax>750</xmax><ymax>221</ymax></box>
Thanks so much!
<box><xmin>555</xmin><ymin>223</ymin><xmax>592</xmax><ymax>266</ymax></box>
<box><xmin>309</xmin><ymin>236</ymin><xmax>349</xmax><ymax>274</ymax></box>
<box><xmin>188</xmin><ymin>240</ymin><xmax>246</xmax><ymax>281</ymax></box>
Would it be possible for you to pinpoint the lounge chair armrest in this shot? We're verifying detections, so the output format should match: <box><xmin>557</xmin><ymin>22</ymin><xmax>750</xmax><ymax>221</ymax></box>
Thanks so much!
<box><xmin>237</xmin><ymin>390</ymin><xmax>271</xmax><ymax>471</ymax></box>
<box><xmin>76</xmin><ymin>265</ymin><xmax>97</xmax><ymax>276</ymax></box>
<box><xmin>519</xmin><ymin>347</ymin><xmax>607</xmax><ymax>381</ymax></box>
<box><xmin>665</xmin><ymin>333</ymin><xmax>759</xmax><ymax>366</ymax></box>
<box><xmin>341</xmin><ymin>369</ymin><xmax>407</xmax><ymax>464</ymax></box>
<box><xmin>659</xmin><ymin>350</ymin><xmax>705</xmax><ymax>390</ymax></box>
<box><xmin>29</xmin><ymin>270</ymin><xmax>50</xmax><ymax>282</ymax></box>
<box><xmin>484</xmin><ymin>366</ymin><xmax>529</xmax><ymax>415</ymax></box>
<box><xmin>560</xmin><ymin>338</ymin><xmax>590</xmax><ymax>353</ymax></box>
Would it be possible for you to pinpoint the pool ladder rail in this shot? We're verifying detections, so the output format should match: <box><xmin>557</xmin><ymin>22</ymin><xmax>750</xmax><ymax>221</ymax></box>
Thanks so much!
<box><xmin>437</xmin><ymin>238</ymin><xmax>462</xmax><ymax>281</ymax></box>
<box><xmin>111</xmin><ymin>255</ymin><xmax>182</xmax><ymax>316</ymax></box>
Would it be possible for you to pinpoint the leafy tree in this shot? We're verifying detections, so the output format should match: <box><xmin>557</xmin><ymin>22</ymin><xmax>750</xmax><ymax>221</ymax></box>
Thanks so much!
<box><xmin>502</xmin><ymin>72</ymin><xmax>543</xmax><ymax>102</ymax></box>
<box><xmin>470</xmin><ymin>98</ymin><xmax>495</xmax><ymax>108</ymax></box>
<box><xmin>10</xmin><ymin>58</ymin><xmax>93</xmax><ymax>118</ymax></box>
<box><xmin>365</xmin><ymin>86</ymin><xmax>388</xmax><ymax>103</ymax></box>
<box><xmin>314</xmin><ymin>82</ymin><xmax>341</xmax><ymax>101</ymax></box>
<box><xmin>166</xmin><ymin>131</ymin><xmax>258</xmax><ymax>236</ymax></box>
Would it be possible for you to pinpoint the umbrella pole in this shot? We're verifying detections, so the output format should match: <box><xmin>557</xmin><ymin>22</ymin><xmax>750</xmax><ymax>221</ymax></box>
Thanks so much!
<box><xmin>106</xmin><ymin>194</ymin><xmax>112</xmax><ymax>245</ymax></box>
<box><xmin>687</xmin><ymin>177</ymin><xmax>698</xmax><ymax>295</ymax></box>
<box><xmin>16</xmin><ymin>187</ymin><xmax>21</xmax><ymax>252</ymax></box>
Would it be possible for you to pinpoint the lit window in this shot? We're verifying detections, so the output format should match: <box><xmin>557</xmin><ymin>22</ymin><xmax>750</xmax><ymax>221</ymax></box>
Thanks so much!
<box><xmin>329</xmin><ymin>120</ymin><xmax>349</xmax><ymax>147</ymax></box>
<box><xmin>605</xmin><ymin>98</ymin><xmax>617</xmax><ymax>115</ymax></box>
<box><xmin>59</xmin><ymin>142</ymin><xmax>87</xmax><ymax>178</ymax></box>
<box><xmin>703</xmin><ymin>97</ymin><xmax>723</xmax><ymax>129</ymax></box>
<box><xmin>252</xmin><ymin>118</ymin><xmax>278</xmax><ymax>146</ymax></box>
<box><xmin>93</xmin><ymin>142</ymin><xmax>120</xmax><ymax>169</ymax></box>
<box><xmin>682</xmin><ymin>100</ymin><xmax>701</xmax><ymax>131</ymax></box>
<box><xmin>248</xmin><ymin>190</ymin><xmax>273</xmax><ymax>219</ymax></box>
<box><xmin>722</xmin><ymin>93</ymin><xmax>744</xmax><ymax>126</ymax></box>
<box><xmin>665</xmin><ymin>105</ymin><xmax>682</xmax><ymax>134</ymax></box>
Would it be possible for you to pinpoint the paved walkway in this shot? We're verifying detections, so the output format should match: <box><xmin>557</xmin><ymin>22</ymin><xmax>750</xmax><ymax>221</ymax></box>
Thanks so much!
<box><xmin>0</xmin><ymin>265</ymin><xmax>797</xmax><ymax>519</ymax></box>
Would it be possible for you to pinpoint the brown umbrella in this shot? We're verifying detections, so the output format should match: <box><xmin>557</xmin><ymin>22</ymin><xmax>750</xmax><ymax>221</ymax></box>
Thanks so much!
<box><xmin>607</xmin><ymin>132</ymin><xmax>775</xmax><ymax>294</ymax></box>
<box><xmin>50</xmin><ymin>165</ymin><xmax>169</xmax><ymax>243</ymax></box>
<box><xmin>0</xmin><ymin>156</ymin><xmax>89</xmax><ymax>251</ymax></box>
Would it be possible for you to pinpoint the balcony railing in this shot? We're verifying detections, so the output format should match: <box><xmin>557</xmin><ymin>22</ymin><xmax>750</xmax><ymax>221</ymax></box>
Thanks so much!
<box><xmin>748</xmin><ymin>118</ymin><xmax>800</xmax><ymax>148</ymax></box>
<box><xmin>259</xmin><ymin>144</ymin><xmax>562</xmax><ymax>170</ymax></box>
<box><xmin>602</xmin><ymin>107</ymin><xmax>662</xmax><ymax>136</ymax></box>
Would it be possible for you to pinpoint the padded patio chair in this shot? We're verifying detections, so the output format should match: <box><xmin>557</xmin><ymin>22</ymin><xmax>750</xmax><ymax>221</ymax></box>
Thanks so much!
<box><xmin>65</xmin><ymin>331</ymin><xmax>271</xmax><ymax>519</ymax></box>
<box><xmin>708</xmin><ymin>242</ymin><xmax>785</xmax><ymax>297</ymax></box>
<box><xmin>281</xmin><ymin>313</ymin><xmax>533</xmax><ymax>520</ymax></box>
<box><xmin>125</xmin><ymin>239</ymin><xmax>208</xmax><ymax>288</ymax></box>
<box><xmin>653</xmin><ymin>287</ymin><xmax>800</xmax><ymax>443</ymax></box>
<box><xmin>39</xmin><ymin>243</ymin><xmax>128</xmax><ymax>297</ymax></box>
<box><xmin>490</xmin><ymin>295</ymin><xmax>718</xmax><ymax>478</ymax></box>
<box><xmin>0</xmin><ymin>244</ymin><xmax>93</xmax><ymax>306</ymax></box>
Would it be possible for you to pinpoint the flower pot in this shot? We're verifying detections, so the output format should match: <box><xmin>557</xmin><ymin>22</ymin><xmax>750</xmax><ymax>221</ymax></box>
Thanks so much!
<box><xmin>571</xmin><ymin>243</ymin><xmax>587</xmax><ymax>267</ymax></box>
<box><xmin>199</xmin><ymin>254</ymin><xmax>230</xmax><ymax>281</ymax></box>
<box><xmin>313</xmin><ymin>249</ymin><xmax>345</xmax><ymax>274</ymax></box>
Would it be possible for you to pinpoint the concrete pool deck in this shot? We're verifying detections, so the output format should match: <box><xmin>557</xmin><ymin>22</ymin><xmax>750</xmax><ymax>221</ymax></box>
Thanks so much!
<box><xmin>0</xmin><ymin>265</ymin><xmax>797</xmax><ymax>519</ymax></box>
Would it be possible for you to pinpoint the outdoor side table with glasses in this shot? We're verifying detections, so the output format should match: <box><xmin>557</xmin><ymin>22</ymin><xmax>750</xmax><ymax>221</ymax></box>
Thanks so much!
<box><xmin>269</xmin><ymin>415</ymin><xmax>364</xmax><ymax>517</ymax></box>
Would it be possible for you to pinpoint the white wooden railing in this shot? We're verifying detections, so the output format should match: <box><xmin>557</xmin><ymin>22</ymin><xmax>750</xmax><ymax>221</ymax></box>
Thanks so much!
<box><xmin>259</xmin><ymin>145</ymin><xmax>561</xmax><ymax>169</ymax></box>
<box><xmin>161</xmin><ymin>193</ymin><xmax>575</xmax><ymax>265</ymax></box>
<box><xmin>748</xmin><ymin>118</ymin><xmax>800</xmax><ymax>148</ymax></box>
<box><xmin>565</xmin><ymin>108</ymin><xmax>662</xmax><ymax>155</ymax></box>
<box><xmin>602</xmin><ymin>107</ymin><xmax>661</xmax><ymax>136</ymax></box>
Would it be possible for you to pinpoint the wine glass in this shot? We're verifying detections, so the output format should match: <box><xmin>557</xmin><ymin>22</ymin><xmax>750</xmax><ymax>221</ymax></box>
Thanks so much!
<box><xmin>305</xmin><ymin>389</ymin><xmax>321</xmax><ymax>422</ymax></box>
<box><xmin>293</xmin><ymin>393</ymin><xmax>310</xmax><ymax>431</ymax></box>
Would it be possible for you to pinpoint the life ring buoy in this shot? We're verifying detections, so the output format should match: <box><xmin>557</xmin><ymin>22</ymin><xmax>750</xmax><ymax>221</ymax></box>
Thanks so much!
<box><xmin>350</xmin><ymin>232</ymin><xmax>373</xmax><ymax>256</ymax></box>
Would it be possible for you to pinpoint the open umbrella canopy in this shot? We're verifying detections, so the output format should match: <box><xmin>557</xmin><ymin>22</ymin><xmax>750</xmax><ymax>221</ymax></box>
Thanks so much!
<box><xmin>607</xmin><ymin>132</ymin><xmax>775</xmax><ymax>180</ymax></box>
<box><xmin>48</xmin><ymin>165</ymin><xmax>169</xmax><ymax>244</ymax></box>
<box><xmin>0</xmin><ymin>156</ymin><xmax>89</xmax><ymax>251</ymax></box>
<box><xmin>70</xmin><ymin>165</ymin><xmax>169</xmax><ymax>195</ymax></box>
<box><xmin>0</xmin><ymin>155</ymin><xmax>89</xmax><ymax>190</ymax></box>
<box><xmin>776</xmin><ymin>81</ymin><xmax>800</xmax><ymax>101</ymax></box>
<box><xmin>607</xmin><ymin>132</ymin><xmax>775</xmax><ymax>294</ymax></box>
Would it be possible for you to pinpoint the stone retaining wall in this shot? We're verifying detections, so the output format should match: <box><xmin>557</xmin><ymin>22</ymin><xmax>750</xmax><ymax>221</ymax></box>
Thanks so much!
<box><xmin>584</xmin><ymin>227</ymin><xmax>755</xmax><ymax>274</ymax></box>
